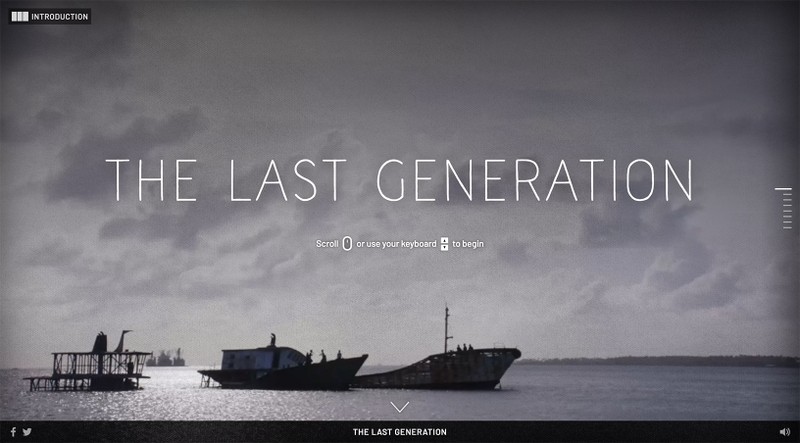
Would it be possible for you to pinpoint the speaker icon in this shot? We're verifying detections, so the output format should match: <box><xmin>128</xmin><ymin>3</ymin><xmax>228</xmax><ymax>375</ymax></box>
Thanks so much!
<box><xmin>779</xmin><ymin>427</ymin><xmax>791</xmax><ymax>437</ymax></box>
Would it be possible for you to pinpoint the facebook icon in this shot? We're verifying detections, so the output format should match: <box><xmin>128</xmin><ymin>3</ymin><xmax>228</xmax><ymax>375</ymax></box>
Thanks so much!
<box><xmin>10</xmin><ymin>426</ymin><xmax>16</xmax><ymax>437</ymax></box>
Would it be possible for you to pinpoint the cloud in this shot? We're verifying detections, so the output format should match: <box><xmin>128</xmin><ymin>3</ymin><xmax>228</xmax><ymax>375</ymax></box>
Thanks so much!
<box><xmin>670</xmin><ymin>265</ymin><xmax>744</xmax><ymax>311</ymax></box>
<box><xmin>639</xmin><ymin>236</ymin><xmax>743</xmax><ymax>312</ymax></box>
<box><xmin>99</xmin><ymin>196</ymin><xmax>261</xmax><ymax>250</ymax></box>
<box><xmin>100</xmin><ymin>213</ymin><xmax>201</xmax><ymax>248</ymax></box>
<box><xmin>569</xmin><ymin>235</ymin><xmax>744</xmax><ymax>316</ymax></box>
<box><xmin>23</xmin><ymin>238</ymin><xmax>82</xmax><ymax>267</ymax></box>
<box><xmin>579</xmin><ymin>195</ymin><xmax>698</xmax><ymax>247</ymax></box>
<box><xmin>758</xmin><ymin>251</ymin><xmax>800</xmax><ymax>321</ymax></box>
<box><xmin>643</xmin><ymin>237</ymin><xmax>712</xmax><ymax>292</ymax></box>
<box><xmin>97</xmin><ymin>128</ymin><xmax>368</xmax><ymax>250</ymax></box>
<box><xmin>496</xmin><ymin>239</ymin><xmax>531</xmax><ymax>265</ymax></box>
<box><xmin>46</xmin><ymin>108</ymin><xmax>208</xmax><ymax>203</ymax></box>
<box><xmin>765</xmin><ymin>250</ymin><xmax>799</xmax><ymax>297</ymax></box>
<box><xmin>573</xmin><ymin>280</ymin><xmax>611</xmax><ymax>316</ymax></box>
<box><xmin>217</xmin><ymin>227</ymin><xmax>281</xmax><ymax>255</ymax></box>
<box><xmin>3</xmin><ymin>1</ymin><xmax>798</xmax><ymax>370</ymax></box>
<box><xmin>0</xmin><ymin>109</ymin><xmax>66</xmax><ymax>144</ymax></box>
<box><xmin>1</xmin><ymin>2</ymin><xmax>133</xmax><ymax>87</ymax></box>
<box><xmin>657</xmin><ymin>108</ymin><xmax>798</xmax><ymax>153</ymax></box>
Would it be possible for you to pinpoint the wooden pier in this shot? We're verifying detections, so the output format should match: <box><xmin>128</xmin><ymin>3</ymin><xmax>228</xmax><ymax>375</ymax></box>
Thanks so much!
<box><xmin>199</xmin><ymin>373</ymin><xmax>219</xmax><ymax>388</ymax></box>
<box><xmin>24</xmin><ymin>331</ymin><xmax>151</xmax><ymax>392</ymax></box>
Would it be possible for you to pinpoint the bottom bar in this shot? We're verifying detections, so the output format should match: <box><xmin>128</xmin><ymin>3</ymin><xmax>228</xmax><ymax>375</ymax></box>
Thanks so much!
<box><xmin>1</xmin><ymin>421</ymin><xmax>798</xmax><ymax>443</ymax></box>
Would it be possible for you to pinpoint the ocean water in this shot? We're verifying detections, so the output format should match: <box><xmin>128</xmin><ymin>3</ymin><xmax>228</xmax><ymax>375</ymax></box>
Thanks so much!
<box><xmin>1</xmin><ymin>365</ymin><xmax>797</xmax><ymax>420</ymax></box>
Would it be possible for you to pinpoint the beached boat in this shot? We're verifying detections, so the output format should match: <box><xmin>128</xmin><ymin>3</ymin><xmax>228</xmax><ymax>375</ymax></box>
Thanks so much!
<box><xmin>352</xmin><ymin>308</ymin><xmax>521</xmax><ymax>390</ymax></box>
<box><xmin>198</xmin><ymin>334</ymin><xmax>368</xmax><ymax>390</ymax></box>
<box><xmin>24</xmin><ymin>330</ymin><xmax>151</xmax><ymax>392</ymax></box>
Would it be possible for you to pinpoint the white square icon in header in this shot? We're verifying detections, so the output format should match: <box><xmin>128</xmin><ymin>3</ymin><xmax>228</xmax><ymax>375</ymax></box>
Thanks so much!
<box><xmin>11</xmin><ymin>11</ymin><xmax>30</xmax><ymax>22</ymax></box>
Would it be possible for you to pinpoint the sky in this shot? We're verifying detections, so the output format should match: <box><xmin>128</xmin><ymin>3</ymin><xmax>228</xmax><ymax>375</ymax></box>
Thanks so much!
<box><xmin>1</xmin><ymin>1</ymin><xmax>798</xmax><ymax>368</ymax></box>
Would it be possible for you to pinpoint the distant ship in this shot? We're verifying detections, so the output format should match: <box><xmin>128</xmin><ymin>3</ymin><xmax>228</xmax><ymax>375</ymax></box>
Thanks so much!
<box><xmin>352</xmin><ymin>307</ymin><xmax>521</xmax><ymax>390</ymax></box>
<box><xmin>24</xmin><ymin>330</ymin><xmax>150</xmax><ymax>391</ymax></box>
<box><xmin>174</xmin><ymin>348</ymin><xmax>185</xmax><ymax>366</ymax></box>
<box><xmin>198</xmin><ymin>334</ymin><xmax>368</xmax><ymax>390</ymax></box>
<box><xmin>146</xmin><ymin>348</ymin><xmax>186</xmax><ymax>366</ymax></box>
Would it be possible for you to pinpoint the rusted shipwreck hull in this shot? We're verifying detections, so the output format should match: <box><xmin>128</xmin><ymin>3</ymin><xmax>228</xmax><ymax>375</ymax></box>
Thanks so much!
<box><xmin>352</xmin><ymin>347</ymin><xmax>521</xmax><ymax>390</ymax></box>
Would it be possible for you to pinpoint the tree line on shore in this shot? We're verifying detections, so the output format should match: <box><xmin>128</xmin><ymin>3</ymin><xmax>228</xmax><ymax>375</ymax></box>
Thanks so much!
<box><xmin>518</xmin><ymin>355</ymin><xmax>799</xmax><ymax>367</ymax></box>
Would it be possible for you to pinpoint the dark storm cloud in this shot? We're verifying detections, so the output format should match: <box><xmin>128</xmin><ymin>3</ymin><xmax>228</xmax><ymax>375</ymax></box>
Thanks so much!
<box><xmin>424</xmin><ymin>159</ymin><xmax>680</xmax><ymax>206</ymax></box>
<box><xmin>579</xmin><ymin>181</ymin><xmax>698</xmax><ymax>248</ymax></box>
<box><xmin>426</xmin><ymin>158</ymin><xmax>550</xmax><ymax>204</ymax></box>
<box><xmin>3</xmin><ymin>0</ymin><xmax>798</xmax><ymax>369</ymax></box>
<box><xmin>98</xmin><ymin>159</ymin><xmax>278</xmax><ymax>249</ymax></box>
<box><xmin>46</xmin><ymin>108</ymin><xmax>207</xmax><ymax>202</ymax></box>
<box><xmin>97</xmin><ymin>127</ymin><xmax>361</xmax><ymax>249</ymax></box>
<box><xmin>39</xmin><ymin>249</ymin><xmax>193</xmax><ymax>307</ymax></box>
<box><xmin>0</xmin><ymin>109</ymin><xmax>65</xmax><ymax>144</ymax></box>
<box><xmin>217</xmin><ymin>228</ymin><xmax>281</xmax><ymax>255</ymax></box>
<box><xmin>658</xmin><ymin>113</ymin><xmax>799</xmax><ymax>155</ymax></box>
<box><xmin>23</xmin><ymin>238</ymin><xmax>82</xmax><ymax>267</ymax></box>
<box><xmin>291</xmin><ymin>130</ymin><xmax>355</xmax><ymax>228</ymax></box>
<box><xmin>496</xmin><ymin>239</ymin><xmax>531</xmax><ymax>265</ymax></box>
<box><xmin>662</xmin><ymin>114</ymin><xmax>786</xmax><ymax>140</ymax></box>
<box><xmin>1</xmin><ymin>2</ymin><xmax>133</xmax><ymax>87</ymax></box>
<box><xmin>100</xmin><ymin>213</ymin><xmax>201</xmax><ymax>248</ymax></box>
<box><xmin>100</xmin><ymin>202</ymin><xmax>228</xmax><ymax>250</ymax></box>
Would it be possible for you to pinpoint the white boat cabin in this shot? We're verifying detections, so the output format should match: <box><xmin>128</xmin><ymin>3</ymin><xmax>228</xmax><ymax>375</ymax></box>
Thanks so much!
<box><xmin>221</xmin><ymin>346</ymin><xmax>306</xmax><ymax>370</ymax></box>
